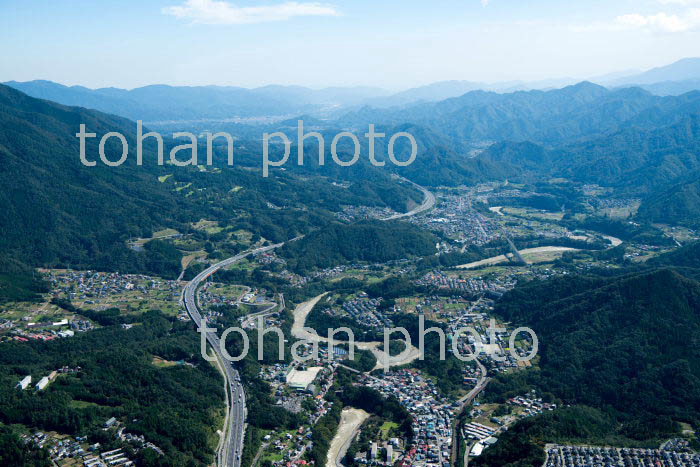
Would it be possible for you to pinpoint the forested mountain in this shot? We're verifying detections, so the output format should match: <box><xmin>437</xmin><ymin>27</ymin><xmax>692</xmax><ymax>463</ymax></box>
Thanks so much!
<box><xmin>9</xmin><ymin>78</ymin><xmax>700</xmax><ymax>223</ymax></box>
<box><xmin>339</xmin><ymin>83</ymin><xmax>700</xmax><ymax>147</ymax></box>
<box><xmin>637</xmin><ymin>172</ymin><xmax>700</xmax><ymax>228</ymax></box>
<box><xmin>334</xmin><ymin>80</ymin><xmax>700</xmax><ymax>208</ymax></box>
<box><xmin>649</xmin><ymin>240</ymin><xmax>700</xmax><ymax>270</ymax></box>
<box><xmin>476</xmin><ymin>265</ymin><xmax>700</xmax><ymax>465</ymax></box>
<box><xmin>0</xmin><ymin>84</ymin><xmax>421</xmax><ymax>281</ymax></box>
<box><xmin>0</xmin><ymin>257</ymin><xmax>48</xmax><ymax>304</ymax></box>
<box><xmin>0</xmin><ymin>311</ymin><xmax>225</xmax><ymax>465</ymax></box>
<box><xmin>0</xmin><ymin>83</ymin><xmax>189</xmax><ymax>272</ymax></box>
<box><xmin>473</xmin><ymin>112</ymin><xmax>700</xmax><ymax>227</ymax></box>
<box><xmin>479</xmin><ymin>113</ymin><xmax>700</xmax><ymax>191</ymax></box>
<box><xmin>497</xmin><ymin>268</ymin><xmax>700</xmax><ymax>425</ymax></box>
<box><xmin>280</xmin><ymin>221</ymin><xmax>437</xmax><ymax>272</ymax></box>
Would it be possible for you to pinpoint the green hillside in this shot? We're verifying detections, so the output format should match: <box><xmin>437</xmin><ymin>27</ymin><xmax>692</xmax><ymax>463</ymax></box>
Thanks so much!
<box><xmin>0</xmin><ymin>84</ymin><xmax>422</xmax><ymax>278</ymax></box>
<box><xmin>638</xmin><ymin>173</ymin><xmax>700</xmax><ymax>227</ymax></box>
<box><xmin>473</xmin><ymin>267</ymin><xmax>700</xmax><ymax>465</ymax></box>
<box><xmin>280</xmin><ymin>220</ymin><xmax>437</xmax><ymax>272</ymax></box>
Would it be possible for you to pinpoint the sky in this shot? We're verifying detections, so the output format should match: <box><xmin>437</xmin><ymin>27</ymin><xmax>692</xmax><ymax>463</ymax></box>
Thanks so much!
<box><xmin>1</xmin><ymin>0</ymin><xmax>699</xmax><ymax>90</ymax></box>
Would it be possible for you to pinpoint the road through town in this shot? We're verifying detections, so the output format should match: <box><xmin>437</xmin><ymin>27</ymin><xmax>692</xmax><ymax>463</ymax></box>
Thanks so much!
<box><xmin>181</xmin><ymin>182</ymin><xmax>434</xmax><ymax>466</ymax></box>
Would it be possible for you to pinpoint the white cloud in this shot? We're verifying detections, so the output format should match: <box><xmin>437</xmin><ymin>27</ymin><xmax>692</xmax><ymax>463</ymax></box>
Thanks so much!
<box><xmin>615</xmin><ymin>8</ymin><xmax>700</xmax><ymax>32</ymax></box>
<box><xmin>163</xmin><ymin>0</ymin><xmax>339</xmax><ymax>25</ymax></box>
<box><xmin>480</xmin><ymin>0</ymin><xmax>491</xmax><ymax>6</ymax></box>
<box><xmin>658</xmin><ymin>0</ymin><xmax>700</xmax><ymax>5</ymax></box>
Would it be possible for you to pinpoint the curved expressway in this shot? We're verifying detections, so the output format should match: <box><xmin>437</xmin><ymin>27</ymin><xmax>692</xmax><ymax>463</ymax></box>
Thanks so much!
<box><xmin>183</xmin><ymin>243</ymin><xmax>283</xmax><ymax>467</ymax></box>
<box><xmin>181</xmin><ymin>181</ymin><xmax>434</xmax><ymax>466</ymax></box>
<box><xmin>382</xmin><ymin>178</ymin><xmax>436</xmax><ymax>221</ymax></box>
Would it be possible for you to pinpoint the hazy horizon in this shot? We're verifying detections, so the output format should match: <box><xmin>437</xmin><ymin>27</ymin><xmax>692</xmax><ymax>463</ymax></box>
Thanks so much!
<box><xmin>3</xmin><ymin>58</ymin><xmax>695</xmax><ymax>93</ymax></box>
<box><xmin>2</xmin><ymin>0</ymin><xmax>699</xmax><ymax>90</ymax></box>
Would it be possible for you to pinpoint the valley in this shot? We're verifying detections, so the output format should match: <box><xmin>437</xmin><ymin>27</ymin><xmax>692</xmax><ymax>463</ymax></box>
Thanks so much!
<box><xmin>2</xmin><ymin>38</ymin><xmax>700</xmax><ymax>467</ymax></box>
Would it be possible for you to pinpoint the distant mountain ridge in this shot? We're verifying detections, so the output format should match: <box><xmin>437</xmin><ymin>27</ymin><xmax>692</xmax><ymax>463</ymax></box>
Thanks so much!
<box><xmin>597</xmin><ymin>57</ymin><xmax>700</xmax><ymax>96</ymax></box>
<box><xmin>6</xmin><ymin>58</ymin><xmax>700</xmax><ymax>123</ymax></box>
<box><xmin>2</xmin><ymin>80</ymin><xmax>390</xmax><ymax>120</ymax></box>
<box><xmin>7</xmin><ymin>63</ymin><xmax>700</xmax><ymax>230</ymax></box>
<box><xmin>339</xmin><ymin>82</ymin><xmax>700</xmax><ymax>148</ymax></box>
<box><xmin>606</xmin><ymin>57</ymin><xmax>700</xmax><ymax>86</ymax></box>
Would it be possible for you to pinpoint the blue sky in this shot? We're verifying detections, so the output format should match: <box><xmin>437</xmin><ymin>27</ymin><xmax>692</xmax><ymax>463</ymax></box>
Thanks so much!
<box><xmin>1</xmin><ymin>0</ymin><xmax>698</xmax><ymax>90</ymax></box>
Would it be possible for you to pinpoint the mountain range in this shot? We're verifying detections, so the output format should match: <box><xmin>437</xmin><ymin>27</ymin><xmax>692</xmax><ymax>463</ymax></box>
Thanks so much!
<box><xmin>4</xmin><ymin>57</ymin><xmax>700</xmax><ymax>273</ymax></box>
<box><xmin>606</xmin><ymin>57</ymin><xmax>700</xmax><ymax>86</ymax></box>
<box><xmin>0</xmin><ymin>83</ymin><xmax>422</xmax><ymax>291</ymax></box>
<box><xmin>5</xmin><ymin>58</ymin><xmax>700</xmax><ymax>122</ymax></box>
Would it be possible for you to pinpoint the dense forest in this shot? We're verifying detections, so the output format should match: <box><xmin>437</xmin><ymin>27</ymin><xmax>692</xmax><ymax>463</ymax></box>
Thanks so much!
<box><xmin>281</xmin><ymin>220</ymin><xmax>437</xmax><ymax>273</ymax></box>
<box><xmin>0</xmin><ymin>310</ymin><xmax>224</xmax><ymax>466</ymax></box>
<box><xmin>650</xmin><ymin>241</ymin><xmax>700</xmax><ymax>271</ymax></box>
<box><xmin>497</xmin><ymin>268</ymin><xmax>700</xmax><ymax>430</ymax></box>
<box><xmin>472</xmin><ymin>245</ymin><xmax>700</xmax><ymax>465</ymax></box>
<box><xmin>472</xmin><ymin>406</ymin><xmax>647</xmax><ymax>467</ymax></box>
<box><xmin>0</xmin><ymin>257</ymin><xmax>48</xmax><ymax>303</ymax></box>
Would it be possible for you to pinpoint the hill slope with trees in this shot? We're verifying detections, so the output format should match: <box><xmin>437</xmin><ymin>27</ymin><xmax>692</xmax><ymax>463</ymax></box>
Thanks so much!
<box><xmin>475</xmin><ymin>262</ymin><xmax>700</xmax><ymax>466</ymax></box>
<box><xmin>280</xmin><ymin>220</ymin><xmax>437</xmax><ymax>272</ymax></box>
<box><xmin>0</xmin><ymin>84</ymin><xmax>423</xmax><ymax>278</ymax></box>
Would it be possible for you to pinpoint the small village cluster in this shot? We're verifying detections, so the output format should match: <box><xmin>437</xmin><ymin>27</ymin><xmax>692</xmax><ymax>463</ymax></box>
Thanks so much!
<box><xmin>22</xmin><ymin>431</ymin><xmax>137</xmax><ymax>467</ymax></box>
<box><xmin>48</xmin><ymin>270</ymin><xmax>180</xmax><ymax>305</ymax></box>
<box><xmin>417</xmin><ymin>272</ymin><xmax>514</xmax><ymax>297</ymax></box>
<box><xmin>8</xmin><ymin>322</ymin><xmax>83</xmax><ymax>342</ymax></box>
<box><xmin>335</xmin><ymin>205</ymin><xmax>397</xmax><ymax>222</ymax></box>
<box><xmin>19</xmin><ymin>408</ymin><xmax>164</xmax><ymax>465</ymax></box>
<box><xmin>319</xmin><ymin>295</ymin><xmax>392</xmax><ymax>331</ymax></box>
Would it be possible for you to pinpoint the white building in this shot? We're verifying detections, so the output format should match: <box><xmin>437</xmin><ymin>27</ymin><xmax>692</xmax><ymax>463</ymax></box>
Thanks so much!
<box><xmin>286</xmin><ymin>367</ymin><xmax>322</xmax><ymax>392</ymax></box>
<box><xmin>16</xmin><ymin>375</ymin><xmax>31</xmax><ymax>390</ymax></box>
<box><xmin>36</xmin><ymin>376</ymin><xmax>49</xmax><ymax>391</ymax></box>
<box><xmin>471</xmin><ymin>442</ymin><xmax>485</xmax><ymax>457</ymax></box>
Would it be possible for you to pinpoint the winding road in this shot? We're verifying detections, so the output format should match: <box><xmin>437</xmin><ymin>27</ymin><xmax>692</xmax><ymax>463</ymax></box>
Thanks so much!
<box><xmin>181</xmin><ymin>181</ymin><xmax>435</xmax><ymax>466</ymax></box>
<box><xmin>382</xmin><ymin>177</ymin><xmax>436</xmax><ymax>220</ymax></box>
